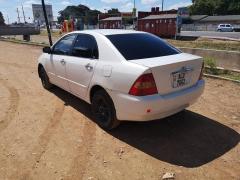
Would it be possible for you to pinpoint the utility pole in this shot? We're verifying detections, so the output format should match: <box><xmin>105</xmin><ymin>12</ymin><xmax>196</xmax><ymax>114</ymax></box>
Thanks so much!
<box><xmin>41</xmin><ymin>0</ymin><xmax>53</xmax><ymax>46</ymax></box>
<box><xmin>22</xmin><ymin>4</ymin><xmax>26</xmax><ymax>23</ymax></box>
<box><xmin>133</xmin><ymin>0</ymin><xmax>136</xmax><ymax>29</ymax></box>
<box><xmin>162</xmin><ymin>0</ymin><xmax>164</xmax><ymax>11</ymax></box>
<box><xmin>17</xmin><ymin>8</ymin><xmax>20</xmax><ymax>23</ymax></box>
<box><xmin>7</xmin><ymin>15</ymin><xmax>10</xmax><ymax>25</ymax></box>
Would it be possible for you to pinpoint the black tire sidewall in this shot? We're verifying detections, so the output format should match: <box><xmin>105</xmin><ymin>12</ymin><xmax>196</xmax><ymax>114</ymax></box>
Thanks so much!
<box><xmin>40</xmin><ymin>67</ymin><xmax>52</xmax><ymax>89</ymax></box>
<box><xmin>91</xmin><ymin>90</ymin><xmax>119</xmax><ymax>130</ymax></box>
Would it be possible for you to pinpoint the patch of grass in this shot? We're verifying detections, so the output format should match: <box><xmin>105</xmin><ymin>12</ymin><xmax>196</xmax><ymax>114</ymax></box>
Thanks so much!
<box><xmin>0</xmin><ymin>37</ymin><xmax>46</xmax><ymax>47</ymax></box>
<box><xmin>204</xmin><ymin>57</ymin><xmax>219</xmax><ymax>75</ymax></box>
<box><xmin>221</xmin><ymin>72</ymin><xmax>240</xmax><ymax>81</ymax></box>
<box><xmin>167</xmin><ymin>38</ymin><xmax>240</xmax><ymax>52</ymax></box>
<box><xmin>40</xmin><ymin>30</ymin><xmax>63</xmax><ymax>37</ymax></box>
<box><xmin>202</xmin><ymin>57</ymin><xmax>240</xmax><ymax>81</ymax></box>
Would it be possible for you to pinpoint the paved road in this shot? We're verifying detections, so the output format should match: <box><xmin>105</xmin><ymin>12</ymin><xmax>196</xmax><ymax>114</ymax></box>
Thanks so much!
<box><xmin>181</xmin><ymin>31</ymin><xmax>240</xmax><ymax>40</ymax></box>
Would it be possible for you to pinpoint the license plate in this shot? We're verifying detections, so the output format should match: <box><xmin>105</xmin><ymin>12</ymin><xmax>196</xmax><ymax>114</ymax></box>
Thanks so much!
<box><xmin>172</xmin><ymin>72</ymin><xmax>188</xmax><ymax>88</ymax></box>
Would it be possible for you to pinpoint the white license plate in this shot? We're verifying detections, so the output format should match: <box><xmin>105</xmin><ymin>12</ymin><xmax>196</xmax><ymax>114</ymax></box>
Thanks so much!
<box><xmin>172</xmin><ymin>72</ymin><xmax>188</xmax><ymax>88</ymax></box>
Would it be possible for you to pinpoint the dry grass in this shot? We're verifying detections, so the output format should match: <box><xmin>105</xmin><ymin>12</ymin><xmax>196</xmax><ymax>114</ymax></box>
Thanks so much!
<box><xmin>167</xmin><ymin>38</ymin><xmax>240</xmax><ymax>52</ymax></box>
<box><xmin>40</xmin><ymin>30</ymin><xmax>63</xmax><ymax>37</ymax></box>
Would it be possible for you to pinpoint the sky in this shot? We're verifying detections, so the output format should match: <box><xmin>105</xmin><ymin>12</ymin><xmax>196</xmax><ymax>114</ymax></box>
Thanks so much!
<box><xmin>0</xmin><ymin>0</ymin><xmax>192</xmax><ymax>23</ymax></box>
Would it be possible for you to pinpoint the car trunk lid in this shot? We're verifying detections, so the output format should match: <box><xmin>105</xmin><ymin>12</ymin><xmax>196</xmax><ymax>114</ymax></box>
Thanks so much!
<box><xmin>130</xmin><ymin>53</ymin><xmax>203</xmax><ymax>95</ymax></box>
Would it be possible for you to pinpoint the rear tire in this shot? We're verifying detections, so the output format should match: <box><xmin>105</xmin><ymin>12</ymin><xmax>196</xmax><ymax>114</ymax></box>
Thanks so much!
<box><xmin>39</xmin><ymin>67</ymin><xmax>53</xmax><ymax>90</ymax></box>
<box><xmin>91</xmin><ymin>90</ymin><xmax>120</xmax><ymax>130</ymax></box>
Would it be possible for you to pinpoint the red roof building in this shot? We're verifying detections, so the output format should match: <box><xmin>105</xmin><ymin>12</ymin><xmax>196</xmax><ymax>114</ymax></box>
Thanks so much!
<box><xmin>99</xmin><ymin>17</ymin><xmax>122</xmax><ymax>29</ymax></box>
<box><xmin>138</xmin><ymin>8</ymin><xmax>178</xmax><ymax>37</ymax></box>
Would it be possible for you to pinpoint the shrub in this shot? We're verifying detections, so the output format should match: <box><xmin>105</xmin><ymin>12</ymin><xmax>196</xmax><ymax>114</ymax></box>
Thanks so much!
<box><xmin>204</xmin><ymin>57</ymin><xmax>219</xmax><ymax>75</ymax></box>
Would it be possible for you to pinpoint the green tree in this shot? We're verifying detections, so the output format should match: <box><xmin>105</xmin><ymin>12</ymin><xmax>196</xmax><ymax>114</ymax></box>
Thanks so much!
<box><xmin>0</xmin><ymin>11</ymin><xmax>5</xmax><ymax>25</ymax></box>
<box><xmin>228</xmin><ymin>1</ymin><xmax>240</xmax><ymax>14</ymax></box>
<box><xmin>58</xmin><ymin>4</ymin><xmax>101</xmax><ymax>25</ymax></box>
<box><xmin>107</xmin><ymin>8</ymin><xmax>120</xmax><ymax>15</ymax></box>
<box><xmin>190</xmin><ymin>0</ymin><xmax>240</xmax><ymax>15</ymax></box>
<box><xmin>190</xmin><ymin>0</ymin><xmax>215</xmax><ymax>15</ymax></box>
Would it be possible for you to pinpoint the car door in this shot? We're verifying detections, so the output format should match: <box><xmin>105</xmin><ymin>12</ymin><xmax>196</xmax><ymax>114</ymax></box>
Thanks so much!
<box><xmin>66</xmin><ymin>34</ymin><xmax>98</xmax><ymax>99</ymax></box>
<box><xmin>220</xmin><ymin>24</ymin><xmax>225</xmax><ymax>31</ymax></box>
<box><xmin>224</xmin><ymin>24</ymin><xmax>229</xmax><ymax>32</ymax></box>
<box><xmin>225</xmin><ymin>24</ymin><xmax>231</xmax><ymax>32</ymax></box>
<box><xmin>50</xmin><ymin>34</ymin><xmax>77</xmax><ymax>91</ymax></box>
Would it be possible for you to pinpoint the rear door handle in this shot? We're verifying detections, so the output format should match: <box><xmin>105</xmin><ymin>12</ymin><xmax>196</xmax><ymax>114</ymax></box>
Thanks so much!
<box><xmin>60</xmin><ymin>59</ymin><xmax>66</xmax><ymax>65</ymax></box>
<box><xmin>85</xmin><ymin>63</ymin><xmax>93</xmax><ymax>71</ymax></box>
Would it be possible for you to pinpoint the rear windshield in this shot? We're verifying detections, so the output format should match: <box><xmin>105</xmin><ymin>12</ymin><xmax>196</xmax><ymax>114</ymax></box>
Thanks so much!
<box><xmin>106</xmin><ymin>33</ymin><xmax>181</xmax><ymax>60</ymax></box>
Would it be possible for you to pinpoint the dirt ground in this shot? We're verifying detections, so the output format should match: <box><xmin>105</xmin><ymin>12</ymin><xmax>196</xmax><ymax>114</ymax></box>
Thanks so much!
<box><xmin>0</xmin><ymin>41</ymin><xmax>239</xmax><ymax>180</ymax></box>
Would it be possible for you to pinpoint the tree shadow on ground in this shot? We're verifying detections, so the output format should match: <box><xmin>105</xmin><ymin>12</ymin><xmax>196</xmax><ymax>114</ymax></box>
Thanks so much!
<box><xmin>50</xmin><ymin>87</ymin><xmax>240</xmax><ymax>168</ymax></box>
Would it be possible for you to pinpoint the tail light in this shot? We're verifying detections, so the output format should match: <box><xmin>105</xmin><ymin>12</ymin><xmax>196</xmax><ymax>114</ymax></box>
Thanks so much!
<box><xmin>129</xmin><ymin>73</ymin><xmax>158</xmax><ymax>96</ymax></box>
<box><xmin>199</xmin><ymin>62</ymin><xmax>204</xmax><ymax>80</ymax></box>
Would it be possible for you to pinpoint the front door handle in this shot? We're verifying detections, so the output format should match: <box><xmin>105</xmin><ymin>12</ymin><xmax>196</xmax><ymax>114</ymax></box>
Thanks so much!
<box><xmin>60</xmin><ymin>59</ymin><xmax>66</xmax><ymax>65</ymax></box>
<box><xmin>85</xmin><ymin>63</ymin><xmax>93</xmax><ymax>71</ymax></box>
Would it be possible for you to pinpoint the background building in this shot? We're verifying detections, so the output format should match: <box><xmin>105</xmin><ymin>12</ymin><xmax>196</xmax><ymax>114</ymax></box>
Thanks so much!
<box><xmin>138</xmin><ymin>7</ymin><xmax>178</xmax><ymax>37</ymax></box>
<box><xmin>32</xmin><ymin>4</ymin><xmax>53</xmax><ymax>25</ymax></box>
<box><xmin>98</xmin><ymin>12</ymin><xmax>134</xmax><ymax>29</ymax></box>
<box><xmin>99</xmin><ymin>17</ymin><xmax>122</xmax><ymax>29</ymax></box>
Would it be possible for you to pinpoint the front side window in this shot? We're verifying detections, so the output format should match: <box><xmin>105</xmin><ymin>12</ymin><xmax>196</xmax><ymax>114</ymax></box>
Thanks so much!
<box><xmin>53</xmin><ymin>34</ymin><xmax>76</xmax><ymax>55</ymax></box>
<box><xmin>107</xmin><ymin>33</ymin><xmax>181</xmax><ymax>60</ymax></box>
<box><xmin>72</xmin><ymin>34</ymin><xmax>99</xmax><ymax>59</ymax></box>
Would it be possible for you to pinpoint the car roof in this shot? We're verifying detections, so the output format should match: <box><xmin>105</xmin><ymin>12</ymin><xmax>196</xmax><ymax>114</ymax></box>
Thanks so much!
<box><xmin>68</xmin><ymin>29</ymin><xmax>145</xmax><ymax>36</ymax></box>
<box><xmin>219</xmin><ymin>24</ymin><xmax>231</xmax><ymax>25</ymax></box>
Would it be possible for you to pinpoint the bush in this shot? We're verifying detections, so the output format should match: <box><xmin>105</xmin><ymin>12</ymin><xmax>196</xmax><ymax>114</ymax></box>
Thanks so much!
<box><xmin>204</xmin><ymin>57</ymin><xmax>219</xmax><ymax>75</ymax></box>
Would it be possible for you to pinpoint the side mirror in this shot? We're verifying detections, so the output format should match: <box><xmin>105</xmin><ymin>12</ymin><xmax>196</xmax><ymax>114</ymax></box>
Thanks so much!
<box><xmin>73</xmin><ymin>47</ymin><xmax>92</xmax><ymax>58</ymax></box>
<box><xmin>43</xmin><ymin>47</ymin><xmax>52</xmax><ymax>54</ymax></box>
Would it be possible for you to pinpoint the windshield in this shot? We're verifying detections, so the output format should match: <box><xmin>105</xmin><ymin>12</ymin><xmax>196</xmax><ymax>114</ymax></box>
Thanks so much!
<box><xmin>106</xmin><ymin>33</ymin><xmax>181</xmax><ymax>60</ymax></box>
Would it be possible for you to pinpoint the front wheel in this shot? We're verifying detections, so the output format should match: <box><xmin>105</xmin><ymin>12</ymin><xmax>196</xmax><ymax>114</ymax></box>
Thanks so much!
<box><xmin>39</xmin><ymin>67</ymin><xmax>53</xmax><ymax>90</ymax></box>
<box><xmin>91</xmin><ymin>90</ymin><xmax>120</xmax><ymax>130</ymax></box>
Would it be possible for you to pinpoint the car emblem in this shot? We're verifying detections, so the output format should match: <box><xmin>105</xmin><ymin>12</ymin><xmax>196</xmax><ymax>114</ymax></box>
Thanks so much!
<box><xmin>180</xmin><ymin>66</ymin><xmax>193</xmax><ymax>72</ymax></box>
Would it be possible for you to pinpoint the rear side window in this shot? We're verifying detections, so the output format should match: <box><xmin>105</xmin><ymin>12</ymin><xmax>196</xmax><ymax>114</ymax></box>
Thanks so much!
<box><xmin>72</xmin><ymin>34</ymin><xmax>99</xmax><ymax>59</ymax></box>
<box><xmin>53</xmin><ymin>34</ymin><xmax>76</xmax><ymax>55</ymax></box>
<box><xmin>107</xmin><ymin>33</ymin><xmax>180</xmax><ymax>60</ymax></box>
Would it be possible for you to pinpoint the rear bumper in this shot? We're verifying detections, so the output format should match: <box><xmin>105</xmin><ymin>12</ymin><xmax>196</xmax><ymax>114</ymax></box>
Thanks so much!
<box><xmin>107</xmin><ymin>80</ymin><xmax>205</xmax><ymax>121</ymax></box>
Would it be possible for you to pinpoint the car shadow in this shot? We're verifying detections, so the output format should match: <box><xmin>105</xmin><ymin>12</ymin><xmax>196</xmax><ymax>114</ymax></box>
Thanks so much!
<box><xmin>50</xmin><ymin>86</ymin><xmax>240</xmax><ymax>168</ymax></box>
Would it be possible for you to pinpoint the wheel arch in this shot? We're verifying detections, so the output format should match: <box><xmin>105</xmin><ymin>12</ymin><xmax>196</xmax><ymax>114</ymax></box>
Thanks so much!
<box><xmin>38</xmin><ymin>63</ymin><xmax>44</xmax><ymax>77</ymax></box>
<box><xmin>89</xmin><ymin>85</ymin><xmax>107</xmax><ymax>103</ymax></box>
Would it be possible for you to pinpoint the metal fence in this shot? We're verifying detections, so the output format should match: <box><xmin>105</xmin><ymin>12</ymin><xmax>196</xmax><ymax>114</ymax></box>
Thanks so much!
<box><xmin>181</xmin><ymin>24</ymin><xmax>240</xmax><ymax>31</ymax></box>
<box><xmin>0</xmin><ymin>26</ymin><xmax>40</xmax><ymax>36</ymax></box>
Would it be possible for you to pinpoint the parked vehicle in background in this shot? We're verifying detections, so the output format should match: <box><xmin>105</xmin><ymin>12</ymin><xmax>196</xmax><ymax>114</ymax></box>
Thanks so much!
<box><xmin>217</xmin><ymin>24</ymin><xmax>234</xmax><ymax>32</ymax></box>
<box><xmin>38</xmin><ymin>30</ymin><xmax>205</xmax><ymax>130</ymax></box>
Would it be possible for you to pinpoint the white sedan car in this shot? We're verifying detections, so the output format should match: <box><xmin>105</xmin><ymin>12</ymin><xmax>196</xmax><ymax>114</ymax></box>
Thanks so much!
<box><xmin>38</xmin><ymin>30</ymin><xmax>205</xmax><ymax>130</ymax></box>
<box><xmin>217</xmin><ymin>24</ymin><xmax>234</xmax><ymax>32</ymax></box>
